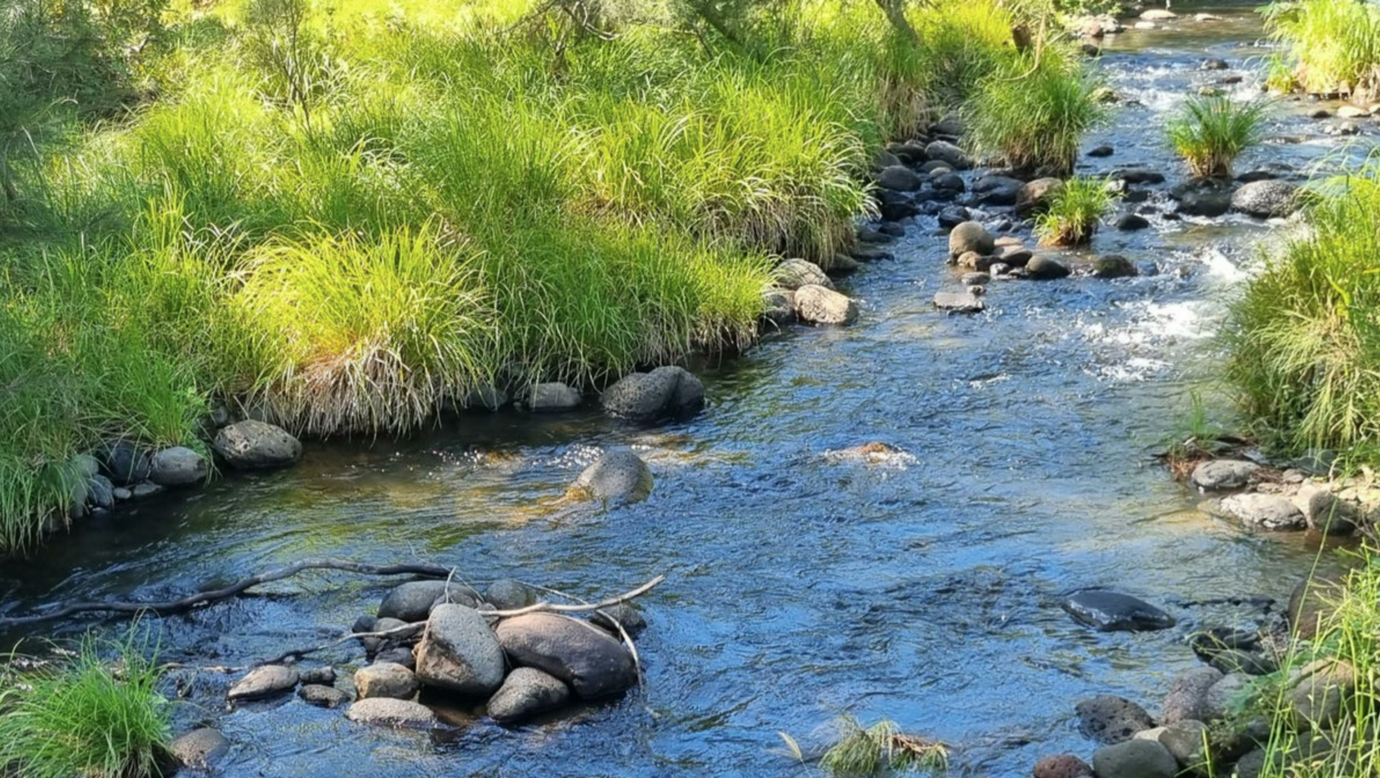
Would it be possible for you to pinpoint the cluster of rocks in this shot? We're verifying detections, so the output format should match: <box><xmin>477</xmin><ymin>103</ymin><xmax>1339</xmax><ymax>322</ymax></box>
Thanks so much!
<box><xmin>1035</xmin><ymin>579</ymin><xmax>1358</xmax><ymax>778</ymax></box>
<box><xmin>1189</xmin><ymin>457</ymin><xmax>1378</xmax><ymax>535</ymax></box>
<box><xmin>62</xmin><ymin>418</ymin><xmax>301</xmax><ymax>527</ymax></box>
<box><xmin>175</xmin><ymin>578</ymin><xmax>648</xmax><ymax>769</ymax></box>
<box><xmin>1069</xmin><ymin>7</ymin><xmax>1224</xmax><ymax>40</ymax></box>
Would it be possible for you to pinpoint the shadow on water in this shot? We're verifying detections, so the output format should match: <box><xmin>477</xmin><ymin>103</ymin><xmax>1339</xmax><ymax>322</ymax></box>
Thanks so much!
<box><xmin>0</xmin><ymin>6</ymin><xmax>1366</xmax><ymax>776</ymax></box>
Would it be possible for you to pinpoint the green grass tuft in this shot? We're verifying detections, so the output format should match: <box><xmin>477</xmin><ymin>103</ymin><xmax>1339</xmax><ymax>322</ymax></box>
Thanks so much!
<box><xmin>0</xmin><ymin>629</ymin><xmax>172</xmax><ymax>778</ymax></box>
<box><xmin>819</xmin><ymin>716</ymin><xmax>948</xmax><ymax>777</ymax></box>
<box><xmin>1166</xmin><ymin>95</ymin><xmax>1270</xmax><ymax>179</ymax></box>
<box><xmin>1034</xmin><ymin>176</ymin><xmax>1116</xmax><ymax>246</ymax></box>
<box><xmin>1264</xmin><ymin>0</ymin><xmax>1380</xmax><ymax>101</ymax></box>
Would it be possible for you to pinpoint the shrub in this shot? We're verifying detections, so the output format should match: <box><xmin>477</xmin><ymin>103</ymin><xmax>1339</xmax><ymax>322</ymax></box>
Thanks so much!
<box><xmin>1226</xmin><ymin>165</ymin><xmax>1380</xmax><ymax>456</ymax></box>
<box><xmin>0</xmin><ymin>630</ymin><xmax>172</xmax><ymax>778</ymax></box>
<box><xmin>965</xmin><ymin>48</ymin><xmax>1106</xmax><ymax>175</ymax></box>
<box><xmin>1166</xmin><ymin>95</ymin><xmax>1269</xmax><ymax>179</ymax></box>
<box><xmin>1034</xmin><ymin>176</ymin><xmax>1116</xmax><ymax>246</ymax></box>
<box><xmin>1264</xmin><ymin>0</ymin><xmax>1380</xmax><ymax>101</ymax></box>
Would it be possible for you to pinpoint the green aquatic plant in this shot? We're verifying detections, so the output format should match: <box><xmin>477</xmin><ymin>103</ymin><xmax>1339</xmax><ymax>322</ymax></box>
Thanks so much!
<box><xmin>819</xmin><ymin>716</ymin><xmax>948</xmax><ymax>777</ymax></box>
<box><xmin>1225</xmin><ymin>163</ymin><xmax>1380</xmax><ymax>457</ymax></box>
<box><xmin>1034</xmin><ymin>176</ymin><xmax>1116</xmax><ymax>246</ymax></box>
<box><xmin>1166</xmin><ymin>95</ymin><xmax>1269</xmax><ymax>179</ymax></box>
<box><xmin>0</xmin><ymin>629</ymin><xmax>172</xmax><ymax>778</ymax></box>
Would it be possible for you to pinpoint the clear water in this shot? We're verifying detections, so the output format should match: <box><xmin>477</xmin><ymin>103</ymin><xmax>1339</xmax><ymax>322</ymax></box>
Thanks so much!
<box><xmin>1</xmin><ymin>5</ymin><xmax>1369</xmax><ymax>776</ymax></box>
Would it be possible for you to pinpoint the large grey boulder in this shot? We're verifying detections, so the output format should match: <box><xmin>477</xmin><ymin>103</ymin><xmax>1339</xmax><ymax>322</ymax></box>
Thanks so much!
<box><xmin>926</xmin><ymin>140</ymin><xmax>971</xmax><ymax>169</ymax></box>
<box><xmin>378</xmin><ymin>580</ymin><xmax>478</xmax><ymax>622</ymax></box>
<box><xmin>485</xmin><ymin>579</ymin><xmax>535</xmax><ymax>611</ymax></box>
<box><xmin>1075</xmin><ymin>695</ymin><xmax>1156</xmax><ymax>744</ymax></box>
<box><xmin>212</xmin><ymin>421</ymin><xmax>301</xmax><ymax>470</ymax></box>
<box><xmin>973</xmin><ymin>175</ymin><xmax>1024</xmax><ymax>206</ymax></box>
<box><xmin>227</xmin><ymin>665</ymin><xmax>299</xmax><ymax>701</ymax></box>
<box><xmin>1064</xmin><ymin>591</ymin><xmax>1174</xmax><ymax>631</ymax></box>
<box><xmin>1231</xmin><ymin>180</ymin><xmax>1299</xmax><ymax>219</ymax></box>
<box><xmin>571</xmin><ymin>447</ymin><xmax>653</xmax><ymax>505</ymax></box>
<box><xmin>949</xmin><ymin>221</ymin><xmax>995</xmax><ymax>258</ymax></box>
<box><xmin>346</xmin><ymin>698</ymin><xmax>438</xmax><ymax>727</ymax></box>
<box><xmin>774</xmin><ymin>258</ymin><xmax>833</xmax><ymax>290</ymax></box>
<box><xmin>495</xmin><ymin>612</ymin><xmax>637</xmax><ymax>699</ymax></box>
<box><xmin>1091</xmin><ymin>739</ymin><xmax>1178</xmax><ymax>778</ymax></box>
<box><xmin>414</xmin><ymin>603</ymin><xmax>506</xmax><ymax>696</ymax></box>
<box><xmin>170</xmin><ymin>728</ymin><xmax>230</xmax><ymax>771</ymax></box>
<box><xmin>793</xmin><ymin>285</ymin><xmax>858</xmax><ymax>325</ymax></box>
<box><xmin>1162</xmin><ymin>666</ymin><xmax>1224</xmax><ymax>724</ymax></box>
<box><xmin>354</xmin><ymin>662</ymin><xmax>419</xmax><ymax>700</ymax></box>
<box><xmin>602</xmin><ymin>367</ymin><xmax>705</xmax><ymax>421</ymax></box>
<box><xmin>97</xmin><ymin>440</ymin><xmax>151</xmax><ymax>486</ymax></box>
<box><xmin>1026</xmin><ymin>256</ymin><xmax>1071</xmax><ymax>280</ymax></box>
<box><xmin>1191</xmin><ymin>459</ymin><xmax>1258</xmax><ymax>490</ymax></box>
<box><xmin>526</xmin><ymin>382</ymin><xmax>582</xmax><ymax>412</ymax></box>
<box><xmin>1219</xmin><ymin>493</ymin><xmax>1306</xmax><ymax>530</ymax></box>
<box><xmin>487</xmin><ymin>667</ymin><xmax>571</xmax><ymax>724</ymax></box>
<box><xmin>149</xmin><ymin>446</ymin><xmax>209</xmax><ymax>487</ymax></box>
<box><xmin>877</xmin><ymin>165</ymin><xmax>923</xmax><ymax>192</ymax></box>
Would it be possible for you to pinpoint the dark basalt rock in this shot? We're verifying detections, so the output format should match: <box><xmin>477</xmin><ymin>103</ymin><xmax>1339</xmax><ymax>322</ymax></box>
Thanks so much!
<box><xmin>1063</xmin><ymin>590</ymin><xmax>1175</xmax><ymax>631</ymax></box>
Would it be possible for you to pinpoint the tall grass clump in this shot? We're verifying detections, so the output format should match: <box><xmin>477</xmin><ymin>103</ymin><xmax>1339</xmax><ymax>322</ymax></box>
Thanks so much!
<box><xmin>0</xmin><ymin>630</ymin><xmax>172</xmax><ymax>778</ymax></box>
<box><xmin>1226</xmin><ymin>164</ymin><xmax>1380</xmax><ymax>457</ymax></box>
<box><xmin>1166</xmin><ymin>95</ymin><xmax>1269</xmax><ymax>179</ymax></box>
<box><xmin>965</xmin><ymin>49</ymin><xmax>1106</xmax><ymax>175</ymax></box>
<box><xmin>818</xmin><ymin>716</ymin><xmax>948</xmax><ymax>777</ymax></box>
<box><xmin>1264</xmin><ymin>0</ymin><xmax>1380</xmax><ymax>101</ymax></box>
<box><xmin>1035</xmin><ymin>176</ymin><xmax>1116</xmax><ymax>246</ymax></box>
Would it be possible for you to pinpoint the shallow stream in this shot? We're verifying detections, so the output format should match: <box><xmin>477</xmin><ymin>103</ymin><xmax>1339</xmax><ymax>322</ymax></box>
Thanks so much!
<box><xmin>1</xmin><ymin>4</ymin><xmax>1374</xmax><ymax>776</ymax></box>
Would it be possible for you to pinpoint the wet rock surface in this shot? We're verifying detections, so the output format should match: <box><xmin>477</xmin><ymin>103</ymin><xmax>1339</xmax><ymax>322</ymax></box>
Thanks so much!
<box><xmin>1064</xmin><ymin>591</ymin><xmax>1175</xmax><ymax>631</ymax></box>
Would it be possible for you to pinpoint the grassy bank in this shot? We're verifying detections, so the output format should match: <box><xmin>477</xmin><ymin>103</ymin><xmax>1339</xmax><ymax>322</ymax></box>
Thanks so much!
<box><xmin>1264</xmin><ymin>0</ymin><xmax>1380</xmax><ymax>100</ymax></box>
<box><xmin>0</xmin><ymin>0</ymin><xmax>1099</xmax><ymax>551</ymax></box>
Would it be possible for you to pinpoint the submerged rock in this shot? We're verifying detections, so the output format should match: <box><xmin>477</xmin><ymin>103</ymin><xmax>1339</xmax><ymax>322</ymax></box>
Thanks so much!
<box><xmin>378</xmin><ymin>581</ymin><xmax>478</xmax><ymax>622</ymax></box>
<box><xmin>149</xmin><ymin>446</ymin><xmax>209</xmax><ymax>487</ymax></box>
<box><xmin>1190</xmin><ymin>459</ymin><xmax>1258</xmax><ymax>491</ymax></box>
<box><xmin>526</xmin><ymin>382</ymin><xmax>582</xmax><ymax>412</ymax></box>
<box><xmin>1076</xmin><ymin>695</ymin><xmax>1156</xmax><ymax>744</ymax></box>
<box><xmin>1063</xmin><ymin>590</ymin><xmax>1175</xmax><ymax>631</ymax></box>
<box><xmin>170</xmin><ymin>728</ymin><xmax>230</xmax><ymax>771</ymax></box>
<box><xmin>602</xmin><ymin>366</ymin><xmax>705</xmax><ymax>421</ymax></box>
<box><xmin>487</xmin><ymin>667</ymin><xmax>571</xmax><ymax>724</ymax></box>
<box><xmin>228</xmin><ymin>665</ymin><xmax>299</xmax><ymax>701</ymax></box>
<box><xmin>774</xmin><ymin>258</ymin><xmax>833</xmax><ymax>291</ymax></box>
<box><xmin>346</xmin><ymin>697</ymin><xmax>438</xmax><ymax>728</ymax></box>
<box><xmin>212</xmin><ymin>420</ymin><xmax>302</xmax><ymax>470</ymax></box>
<box><xmin>414</xmin><ymin>604</ymin><xmax>506</xmax><ymax>696</ymax></box>
<box><xmin>571</xmin><ymin>447</ymin><xmax>654</xmax><ymax>505</ymax></box>
<box><xmin>1092</xmin><ymin>254</ymin><xmax>1138</xmax><ymax>279</ymax></box>
<box><xmin>933</xmin><ymin>291</ymin><xmax>985</xmax><ymax>313</ymax></box>
<box><xmin>496</xmin><ymin>612</ymin><xmax>637</xmax><ymax>699</ymax></box>
<box><xmin>1115</xmin><ymin>213</ymin><xmax>1151</xmax><ymax>232</ymax></box>
<box><xmin>589</xmin><ymin>603</ymin><xmax>648</xmax><ymax>637</ymax></box>
<box><xmin>1026</xmin><ymin>256</ymin><xmax>1070</xmax><ymax>280</ymax></box>
<box><xmin>299</xmin><ymin>683</ymin><xmax>350</xmax><ymax>708</ymax></box>
<box><xmin>793</xmin><ymin>285</ymin><xmax>858</xmax><ymax>325</ymax></box>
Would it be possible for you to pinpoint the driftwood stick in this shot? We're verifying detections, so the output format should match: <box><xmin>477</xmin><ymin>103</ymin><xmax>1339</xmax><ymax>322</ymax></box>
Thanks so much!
<box><xmin>475</xmin><ymin>575</ymin><xmax>664</xmax><ymax>618</ymax></box>
<box><xmin>0</xmin><ymin>558</ymin><xmax>453</xmax><ymax>627</ymax></box>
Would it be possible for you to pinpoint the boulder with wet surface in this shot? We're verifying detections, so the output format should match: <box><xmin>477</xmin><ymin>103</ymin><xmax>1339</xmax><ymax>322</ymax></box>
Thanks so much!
<box><xmin>1063</xmin><ymin>590</ymin><xmax>1175</xmax><ymax>631</ymax></box>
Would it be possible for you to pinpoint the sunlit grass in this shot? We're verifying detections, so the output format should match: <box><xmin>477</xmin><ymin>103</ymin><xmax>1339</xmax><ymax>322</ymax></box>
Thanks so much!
<box><xmin>1035</xmin><ymin>176</ymin><xmax>1116</xmax><ymax>246</ymax></box>
<box><xmin>819</xmin><ymin>716</ymin><xmax>949</xmax><ymax>777</ymax></box>
<box><xmin>1167</xmin><ymin>95</ymin><xmax>1269</xmax><ymax>179</ymax></box>
<box><xmin>1264</xmin><ymin>0</ymin><xmax>1380</xmax><ymax>101</ymax></box>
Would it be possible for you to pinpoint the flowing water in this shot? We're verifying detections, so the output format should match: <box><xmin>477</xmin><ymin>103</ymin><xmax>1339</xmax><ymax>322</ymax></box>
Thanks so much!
<box><xmin>1</xmin><ymin>4</ymin><xmax>1373</xmax><ymax>776</ymax></box>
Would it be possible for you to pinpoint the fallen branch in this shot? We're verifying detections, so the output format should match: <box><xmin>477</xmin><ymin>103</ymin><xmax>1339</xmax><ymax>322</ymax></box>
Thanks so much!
<box><xmin>475</xmin><ymin>575</ymin><xmax>664</xmax><ymax>618</ymax></box>
<box><xmin>0</xmin><ymin>558</ymin><xmax>453</xmax><ymax>627</ymax></box>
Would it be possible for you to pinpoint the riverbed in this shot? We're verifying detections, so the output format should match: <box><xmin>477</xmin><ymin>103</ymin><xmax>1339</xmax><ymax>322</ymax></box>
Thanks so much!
<box><xmin>0</xmin><ymin>3</ymin><xmax>1369</xmax><ymax>776</ymax></box>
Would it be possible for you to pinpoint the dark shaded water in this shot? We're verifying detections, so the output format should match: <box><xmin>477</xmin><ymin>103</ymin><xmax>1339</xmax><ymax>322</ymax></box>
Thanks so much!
<box><xmin>1</xmin><ymin>5</ymin><xmax>1372</xmax><ymax>777</ymax></box>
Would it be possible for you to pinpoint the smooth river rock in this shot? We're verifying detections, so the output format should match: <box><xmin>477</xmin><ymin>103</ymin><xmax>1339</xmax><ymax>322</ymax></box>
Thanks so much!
<box><xmin>227</xmin><ymin>665</ymin><xmax>299</xmax><ymax>701</ymax></box>
<box><xmin>1288</xmin><ymin>571</ymin><xmax>1346</xmax><ymax>640</ymax></box>
<box><xmin>774</xmin><ymin>258</ymin><xmax>833</xmax><ymax>290</ymax></box>
<box><xmin>485</xmin><ymin>579</ymin><xmax>536</xmax><ymax>611</ymax></box>
<box><xmin>793</xmin><ymin>284</ymin><xmax>858</xmax><ymax>325</ymax></box>
<box><xmin>1092</xmin><ymin>739</ymin><xmax>1179</xmax><ymax>778</ymax></box>
<box><xmin>97</xmin><ymin>440</ymin><xmax>151</xmax><ymax>486</ymax></box>
<box><xmin>601</xmin><ymin>366</ymin><xmax>705</xmax><ymax>421</ymax></box>
<box><xmin>925</xmin><ymin>140</ymin><xmax>971</xmax><ymax>169</ymax></box>
<box><xmin>170</xmin><ymin>728</ymin><xmax>230</xmax><ymax>770</ymax></box>
<box><xmin>526</xmin><ymin>382</ymin><xmax>582</xmax><ymax>412</ymax></box>
<box><xmin>149</xmin><ymin>446</ymin><xmax>209</xmax><ymax>487</ymax></box>
<box><xmin>949</xmin><ymin>221</ymin><xmax>995</xmax><ymax>258</ymax></box>
<box><xmin>934</xmin><ymin>291</ymin><xmax>985</xmax><ymax>313</ymax></box>
<box><xmin>346</xmin><ymin>697</ymin><xmax>439</xmax><ymax>727</ymax></box>
<box><xmin>1231</xmin><ymin>180</ymin><xmax>1299</xmax><ymax>219</ymax></box>
<box><xmin>571</xmin><ymin>447</ymin><xmax>653</xmax><ymax>505</ymax></box>
<box><xmin>378</xmin><ymin>580</ymin><xmax>478</xmax><ymax>622</ymax></box>
<box><xmin>1190</xmin><ymin>459</ymin><xmax>1258</xmax><ymax>491</ymax></box>
<box><xmin>354</xmin><ymin>662</ymin><xmax>419</xmax><ymax>700</ymax></box>
<box><xmin>877</xmin><ymin>164</ymin><xmax>923</xmax><ymax>192</ymax></box>
<box><xmin>487</xmin><ymin>667</ymin><xmax>571</xmax><ymax>724</ymax></box>
<box><xmin>589</xmin><ymin>603</ymin><xmax>648</xmax><ymax>637</ymax></box>
<box><xmin>1161</xmin><ymin>666</ymin><xmax>1224</xmax><ymax>724</ymax></box>
<box><xmin>1076</xmin><ymin>695</ymin><xmax>1156</xmax><ymax>744</ymax></box>
<box><xmin>212</xmin><ymin>420</ymin><xmax>302</xmax><ymax>470</ymax></box>
<box><xmin>298</xmin><ymin>684</ymin><xmax>350</xmax><ymax>708</ymax></box>
<box><xmin>1033</xmin><ymin>754</ymin><xmax>1093</xmax><ymax>778</ymax></box>
<box><xmin>1026</xmin><ymin>256</ymin><xmax>1071</xmax><ymax>280</ymax></box>
<box><xmin>1219</xmin><ymin>493</ymin><xmax>1306</xmax><ymax>530</ymax></box>
<box><xmin>414</xmin><ymin>604</ymin><xmax>507</xmax><ymax>696</ymax></box>
<box><xmin>1063</xmin><ymin>590</ymin><xmax>1175</xmax><ymax>631</ymax></box>
<box><xmin>1016</xmin><ymin>178</ymin><xmax>1064</xmax><ymax>216</ymax></box>
<box><xmin>496</xmin><ymin>613</ymin><xmax>638</xmax><ymax>699</ymax></box>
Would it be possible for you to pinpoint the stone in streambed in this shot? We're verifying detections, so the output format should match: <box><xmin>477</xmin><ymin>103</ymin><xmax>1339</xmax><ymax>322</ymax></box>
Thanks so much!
<box><xmin>299</xmin><ymin>684</ymin><xmax>350</xmax><ymax>708</ymax></box>
<box><xmin>1219</xmin><ymin>493</ymin><xmax>1306</xmax><ymax>530</ymax></box>
<box><xmin>414</xmin><ymin>603</ymin><xmax>506</xmax><ymax>696</ymax></box>
<box><xmin>1076</xmin><ymin>695</ymin><xmax>1156</xmax><ymax>744</ymax></box>
<box><xmin>1093</xmin><ymin>255</ymin><xmax>1138</xmax><ymax>278</ymax></box>
<box><xmin>1064</xmin><ymin>590</ymin><xmax>1175</xmax><ymax>631</ymax></box>
<box><xmin>1026</xmin><ymin>256</ymin><xmax>1071</xmax><ymax>280</ymax></box>
<box><xmin>1033</xmin><ymin>754</ymin><xmax>1093</xmax><ymax>778</ymax></box>
<box><xmin>354</xmin><ymin>662</ymin><xmax>419</xmax><ymax>700</ymax></box>
<box><xmin>97</xmin><ymin>440</ymin><xmax>151</xmax><ymax>486</ymax></box>
<box><xmin>877</xmin><ymin>165</ymin><xmax>923</xmax><ymax>192</ymax></box>
<box><xmin>526</xmin><ymin>382</ymin><xmax>582</xmax><ymax>412</ymax></box>
<box><xmin>378</xmin><ymin>581</ymin><xmax>478</xmax><ymax>622</ymax></box>
<box><xmin>1016</xmin><ymin>178</ymin><xmax>1064</xmax><ymax>216</ymax></box>
<box><xmin>496</xmin><ymin>612</ymin><xmax>637</xmax><ymax>699</ymax></box>
<box><xmin>1092</xmin><ymin>739</ymin><xmax>1178</xmax><ymax>778</ymax></box>
<box><xmin>973</xmin><ymin>175</ymin><xmax>1024</xmax><ymax>206</ymax></box>
<box><xmin>149</xmin><ymin>446</ymin><xmax>209</xmax><ymax>487</ymax></box>
<box><xmin>1232</xmin><ymin>180</ymin><xmax>1299</xmax><ymax>219</ymax></box>
<box><xmin>949</xmin><ymin>221</ymin><xmax>994</xmax><ymax>258</ymax></box>
<box><xmin>925</xmin><ymin>140</ymin><xmax>971</xmax><ymax>169</ymax></box>
<box><xmin>485</xmin><ymin>579</ymin><xmax>535</xmax><ymax>611</ymax></box>
<box><xmin>589</xmin><ymin>603</ymin><xmax>647</xmax><ymax>637</ymax></box>
<box><xmin>487</xmin><ymin>667</ymin><xmax>571</xmax><ymax>725</ymax></box>
<box><xmin>212</xmin><ymin>420</ymin><xmax>301</xmax><ymax>470</ymax></box>
<box><xmin>170</xmin><ymin>728</ymin><xmax>230</xmax><ymax>771</ymax></box>
<box><xmin>1190</xmin><ymin>459</ymin><xmax>1258</xmax><ymax>491</ymax></box>
<box><xmin>1115</xmin><ymin>213</ymin><xmax>1151</xmax><ymax>232</ymax></box>
<box><xmin>774</xmin><ymin>258</ymin><xmax>833</xmax><ymax>290</ymax></box>
<box><xmin>1162</xmin><ymin>666</ymin><xmax>1224</xmax><ymax>724</ymax></box>
<box><xmin>571</xmin><ymin>447</ymin><xmax>653</xmax><ymax>505</ymax></box>
<box><xmin>1140</xmin><ymin>720</ymin><xmax>1210</xmax><ymax>769</ymax></box>
<box><xmin>934</xmin><ymin>291</ymin><xmax>985</xmax><ymax>313</ymax></box>
<box><xmin>228</xmin><ymin>665</ymin><xmax>299</xmax><ymax>701</ymax></box>
<box><xmin>346</xmin><ymin>697</ymin><xmax>438</xmax><ymax>728</ymax></box>
<box><xmin>762</xmin><ymin>289</ymin><xmax>795</xmax><ymax>326</ymax></box>
<box><xmin>793</xmin><ymin>285</ymin><xmax>858</xmax><ymax>325</ymax></box>
<box><xmin>601</xmin><ymin>366</ymin><xmax>704</xmax><ymax>421</ymax></box>
<box><xmin>87</xmin><ymin>475</ymin><xmax>115</xmax><ymax>510</ymax></box>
